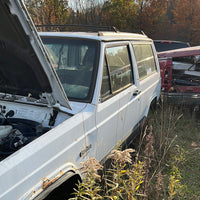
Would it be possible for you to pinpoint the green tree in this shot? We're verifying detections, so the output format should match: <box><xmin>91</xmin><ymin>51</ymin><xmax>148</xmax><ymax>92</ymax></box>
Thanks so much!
<box><xmin>102</xmin><ymin>0</ymin><xmax>139</xmax><ymax>31</ymax></box>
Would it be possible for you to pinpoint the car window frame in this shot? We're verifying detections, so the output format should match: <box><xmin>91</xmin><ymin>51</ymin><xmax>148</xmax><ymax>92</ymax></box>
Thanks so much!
<box><xmin>132</xmin><ymin>42</ymin><xmax>157</xmax><ymax>81</ymax></box>
<box><xmin>41</xmin><ymin>36</ymin><xmax>101</xmax><ymax>103</ymax></box>
<box><xmin>100</xmin><ymin>42</ymin><xmax>135</xmax><ymax>102</ymax></box>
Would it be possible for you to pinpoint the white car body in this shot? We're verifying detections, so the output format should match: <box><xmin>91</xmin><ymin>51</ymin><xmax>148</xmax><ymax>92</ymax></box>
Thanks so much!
<box><xmin>0</xmin><ymin>0</ymin><xmax>161</xmax><ymax>199</ymax></box>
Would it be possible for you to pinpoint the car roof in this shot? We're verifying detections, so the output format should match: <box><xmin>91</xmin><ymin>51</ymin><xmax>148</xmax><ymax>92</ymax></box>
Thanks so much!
<box><xmin>39</xmin><ymin>31</ymin><xmax>151</xmax><ymax>42</ymax></box>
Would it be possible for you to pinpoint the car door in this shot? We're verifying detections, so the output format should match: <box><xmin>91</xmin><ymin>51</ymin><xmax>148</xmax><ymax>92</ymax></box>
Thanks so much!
<box><xmin>95</xmin><ymin>42</ymin><xmax>141</xmax><ymax>161</ymax></box>
<box><xmin>132</xmin><ymin>42</ymin><xmax>161</xmax><ymax>118</ymax></box>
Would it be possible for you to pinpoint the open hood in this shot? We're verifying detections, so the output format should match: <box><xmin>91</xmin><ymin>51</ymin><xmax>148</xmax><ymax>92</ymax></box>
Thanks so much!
<box><xmin>0</xmin><ymin>0</ymin><xmax>71</xmax><ymax>109</ymax></box>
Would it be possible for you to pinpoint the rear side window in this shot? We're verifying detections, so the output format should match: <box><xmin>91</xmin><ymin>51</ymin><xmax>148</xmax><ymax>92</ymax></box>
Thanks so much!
<box><xmin>132</xmin><ymin>44</ymin><xmax>156</xmax><ymax>80</ymax></box>
<box><xmin>101</xmin><ymin>45</ymin><xmax>133</xmax><ymax>100</ymax></box>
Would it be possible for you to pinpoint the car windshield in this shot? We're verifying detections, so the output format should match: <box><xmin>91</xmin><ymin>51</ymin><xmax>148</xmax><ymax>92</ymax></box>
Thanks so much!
<box><xmin>41</xmin><ymin>37</ymin><xmax>99</xmax><ymax>102</ymax></box>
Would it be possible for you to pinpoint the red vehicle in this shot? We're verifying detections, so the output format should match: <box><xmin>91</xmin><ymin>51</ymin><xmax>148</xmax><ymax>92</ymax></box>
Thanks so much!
<box><xmin>157</xmin><ymin>46</ymin><xmax>200</xmax><ymax>105</ymax></box>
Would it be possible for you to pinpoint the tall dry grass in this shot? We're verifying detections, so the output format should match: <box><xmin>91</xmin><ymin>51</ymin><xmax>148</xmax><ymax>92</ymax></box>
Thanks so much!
<box><xmin>70</xmin><ymin>103</ymin><xmax>196</xmax><ymax>199</ymax></box>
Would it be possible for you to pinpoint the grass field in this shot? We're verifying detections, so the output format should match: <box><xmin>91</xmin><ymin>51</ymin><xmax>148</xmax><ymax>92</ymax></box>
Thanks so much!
<box><xmin>144</xmin><ymin>103</ymin><xmax>200</xmax><ymax>199</ymax></box>
<box><xmin>169</xmin><ymin>107</ymin><xmax>200</xmax><ymax>199</ymax></box>
<box><xmin>69</xmin><ymin>103</ymin><xmax>200</xmax><ymax>200</ymax></box>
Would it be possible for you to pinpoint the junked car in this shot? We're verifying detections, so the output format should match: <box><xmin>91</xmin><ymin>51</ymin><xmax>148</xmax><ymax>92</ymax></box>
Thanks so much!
<box><xmin>158</xmin><ymin>46</ymin><xmax>200</xmax><ymax>105</ymax></box>
<box><xmin>0</xmin><ymin>0</ymin><xmax>161</xmax><ymax>199</ymax></box>
<box><xmin>154</xmin><ymin>39</ymin><xmax>194</xmax><ymax>65</ymax></box>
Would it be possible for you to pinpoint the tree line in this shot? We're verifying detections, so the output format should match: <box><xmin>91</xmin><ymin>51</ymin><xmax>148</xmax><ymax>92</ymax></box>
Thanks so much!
<box><xmin>24</xmin><ymin>0</ymin><xmax>200</xmax><ymax>45</ymax></box>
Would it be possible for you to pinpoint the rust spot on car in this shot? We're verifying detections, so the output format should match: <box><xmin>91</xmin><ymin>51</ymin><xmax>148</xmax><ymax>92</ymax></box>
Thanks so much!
<box><xmin>30</xmin><ymin>190</ymin><xmax>36</xmax><ymax>198</ymax></box>
<box><xmin>60</xmin><ymin>170</ymin><xmax>64</xmax><ymax>176</ymax></box>
<box><xmin>42</xmin><ymin>176</ymin><xmax>59</xmax><ymax>190</ymax></box>
<box><xmin>42</xmin><ymin>170</ymin><xmax>64</xmax><ymax>190</ymax></box>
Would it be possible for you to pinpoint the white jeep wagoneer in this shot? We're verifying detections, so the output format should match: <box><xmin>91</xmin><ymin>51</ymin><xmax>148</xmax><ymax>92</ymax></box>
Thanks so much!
<box><xmin>0</xmin><ymin>0</ymin><xmax>161</xmax><ymax>199</ymax></box>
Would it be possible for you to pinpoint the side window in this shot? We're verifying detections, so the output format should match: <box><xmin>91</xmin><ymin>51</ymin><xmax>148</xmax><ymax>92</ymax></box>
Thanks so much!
<box><xmin>101</xmin><ymin>56</ymin><xmax>111</xmax><ymax>99</ymax></box>
<box><xmin>101</xmin><ymin>45</ymin><xmax>133</xmax><ymax>100</ymax></box>
<box><xmin>132</xmin><ymin>44</ymin><xmax>156</xmax><ymax>80</ymax></box>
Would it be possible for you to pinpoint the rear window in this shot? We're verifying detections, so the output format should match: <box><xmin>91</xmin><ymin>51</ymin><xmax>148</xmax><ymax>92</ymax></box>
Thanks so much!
<box><xmin>154</xmin><ymin>41</ymin><xmax>190</xmax><ymax>52</ymax></box>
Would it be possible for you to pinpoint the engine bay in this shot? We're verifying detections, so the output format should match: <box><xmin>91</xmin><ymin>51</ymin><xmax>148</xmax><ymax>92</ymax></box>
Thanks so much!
<box><xmin>0</xmin><ymin>118</ymin><xmax>50</xmax><ymax>161</ymax></box>
<box><xmin>0</xmin><ymin>100</ymin><xmax>67</xmax><ymax>161</ymax></box>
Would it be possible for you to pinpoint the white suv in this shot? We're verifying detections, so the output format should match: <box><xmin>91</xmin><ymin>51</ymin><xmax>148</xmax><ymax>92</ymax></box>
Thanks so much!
<box><xmin>0</xmin><ymin>0</ymin><xmax>161</xmax><ymax>199</ymax></box>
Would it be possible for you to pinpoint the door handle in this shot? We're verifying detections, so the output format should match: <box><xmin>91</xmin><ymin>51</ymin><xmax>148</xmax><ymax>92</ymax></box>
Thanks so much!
<box><xmin>133</xmin><ymin>89</ymin><xmax>141</xmax><ymax>96</ymax></box>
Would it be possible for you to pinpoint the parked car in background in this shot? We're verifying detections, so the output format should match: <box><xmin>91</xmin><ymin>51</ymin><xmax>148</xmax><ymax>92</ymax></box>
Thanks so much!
<box><xmin>158</xmin><ymin>46</ymin><xmax>200</xmax><ymax>105</ymax></box>
<box><xmin>154</xmin><ymin>40</ymin><xmax>193</xmax><ymax>63</ymax></box>
<box><xmin>0</xmin><ymin>0</ymin><xmax>161</xmax><ymax>199</ymax></box>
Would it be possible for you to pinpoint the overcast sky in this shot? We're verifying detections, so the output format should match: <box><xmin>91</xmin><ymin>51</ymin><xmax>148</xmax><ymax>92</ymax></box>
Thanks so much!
<box><xmin>68</xmin><ymin>0</ymin><xmax>105</xmax><ymax>10</ymax></box>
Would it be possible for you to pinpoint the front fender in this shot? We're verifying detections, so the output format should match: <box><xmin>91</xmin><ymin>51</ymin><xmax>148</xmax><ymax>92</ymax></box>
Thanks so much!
<box><xmin>22</xmin><ymin>163</ymin><xmax>80</xmax><ymax>200</ymax></box>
